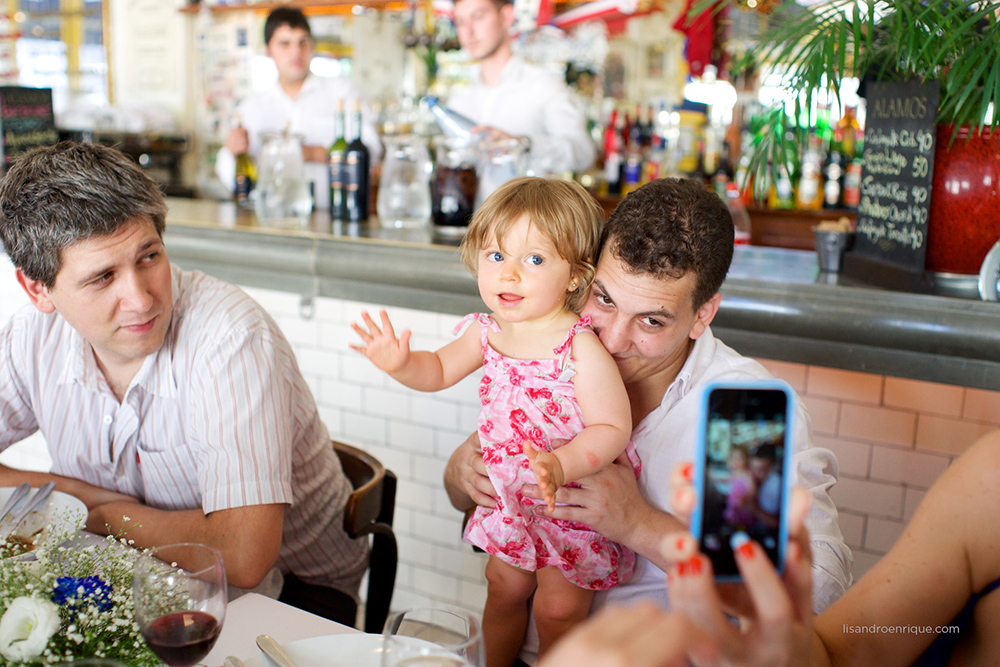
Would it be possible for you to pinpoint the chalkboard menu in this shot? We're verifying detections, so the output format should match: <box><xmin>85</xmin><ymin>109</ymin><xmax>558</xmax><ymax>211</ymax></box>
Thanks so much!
<box><xmin>0</xmin><ymin>87</ymin><xmax>58</xmax><ymax>173</ymax></box>
<box><xmin>851</xmin><ymin>79</ymin><xmax>940</xmax><ymax>274</ymax></box>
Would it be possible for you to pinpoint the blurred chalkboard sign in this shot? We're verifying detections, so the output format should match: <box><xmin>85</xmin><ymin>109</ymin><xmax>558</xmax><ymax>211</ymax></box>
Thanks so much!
<box><xmin>0</xmin><ymin>87</ymin><xmax>58</xmax><ymax>173</ymax></box>
<box><xmin>843</xmin><ymin>79</ymin><xmax>940</xmax><ymax>290</ymax></box>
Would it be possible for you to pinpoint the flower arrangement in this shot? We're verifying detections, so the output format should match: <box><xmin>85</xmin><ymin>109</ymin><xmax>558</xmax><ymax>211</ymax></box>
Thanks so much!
<box><xmin>0</xmin><ymin>517</ymin><xmax>158</xmax><ymax>666</ymax></box>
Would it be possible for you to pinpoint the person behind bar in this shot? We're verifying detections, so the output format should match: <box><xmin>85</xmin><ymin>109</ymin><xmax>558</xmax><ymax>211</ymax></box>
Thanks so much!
<box><xmin>0</xmin><ymin>142</ymin><xmax>366</xmax><ymax>625</ymax></box>
<box><xmin>447</xmin><ymin>0</ymin><xmax>596</xmax><ymax>176</ymax></box>
<box><xmin>444</xmin><ymin>177</ymin><xmax>853</xmax><ymax>665</ymax></box>
<box><xmin>215</xmin><ymin>7</ymin><xmax>381</xmax><ymax>211</ymax></box>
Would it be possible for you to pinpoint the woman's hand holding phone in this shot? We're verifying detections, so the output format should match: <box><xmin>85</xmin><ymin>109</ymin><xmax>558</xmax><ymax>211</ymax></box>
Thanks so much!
<box><xmin>661</xmin><ymin>462</ymin><xmax>819</xmax><ymax>666</ymax></box>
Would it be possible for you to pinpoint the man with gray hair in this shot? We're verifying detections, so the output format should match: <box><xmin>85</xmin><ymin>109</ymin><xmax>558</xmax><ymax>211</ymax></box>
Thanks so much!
<box><xmin>0</xmin><ymin>141</ymin><xmax>366</xmax><ymax>624</ymax></box>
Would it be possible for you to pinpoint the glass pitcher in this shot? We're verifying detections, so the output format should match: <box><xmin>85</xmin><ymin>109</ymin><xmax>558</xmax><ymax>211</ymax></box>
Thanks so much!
<box><xmin>431</xmin><ymin>135</ymin><xmax>479</xmax><ymax>236</ymax></box>
<box><xmin>476</xmin><ymin>137</ymin><xmax>529</xmax><ymax>208</ymax></box>
<box><xmin>377</xmin><ymin>135</ymin><xmax>432</xmax><ymax>229</ymax></box>
<box><xmin>254</xmin><ymin>131</ymin><xmax>313</xmax><ymax>228</ymax></box>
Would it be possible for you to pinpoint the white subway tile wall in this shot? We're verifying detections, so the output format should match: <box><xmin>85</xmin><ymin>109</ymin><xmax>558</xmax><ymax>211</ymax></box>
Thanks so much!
<box><xmin>2</xmin><ymin>256</ymin><xmax>998</xmax><ymax>616</ymax></box>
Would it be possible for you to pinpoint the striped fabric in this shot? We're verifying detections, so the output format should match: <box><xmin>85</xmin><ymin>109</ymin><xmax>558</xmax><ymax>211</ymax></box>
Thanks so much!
<box><xmin>0</xmin><ymin>264</ymin><xmax>368</xmax><ymax>597</ymax></box>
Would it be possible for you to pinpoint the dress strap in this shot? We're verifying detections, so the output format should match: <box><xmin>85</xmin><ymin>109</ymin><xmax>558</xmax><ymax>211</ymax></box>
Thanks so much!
<box><xmin>552</xmin><ymin>315</ymin><xmax>594</xmax><ymax>368</ymax></box>
<box><xmin>452</xmin><ymin>313</ymin><xmax>499</xmax><ymax>350</ymax></box>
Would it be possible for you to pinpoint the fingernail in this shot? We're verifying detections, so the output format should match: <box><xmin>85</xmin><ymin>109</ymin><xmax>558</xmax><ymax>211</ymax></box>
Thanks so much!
<box><xmin>788</xmin><ymin>541</ymin><xmax>801</xmax><ymax>564</ymax></box>
<box><xmin>688</xmin><ymin>556</ymin><xmax>702</xmax><ymax>575</ymax></box>
<box><xmin>676</xmin><ymin>536</ymin><xmax>686</xmax><ymax>552</ymax></box>
<box><xmin>678</xmin><ymin>560</ymin><xmax>689</xmax><ymax>576</ymax></box>
<box><xmin>681</xmin><ymin>462</ymin><xmax>693</xmax><ymax>482</ymax></box>
<box><xmin>737</xmin><ymin>540</ymin><xmax>756</xmax><ymax>559</ymax></box>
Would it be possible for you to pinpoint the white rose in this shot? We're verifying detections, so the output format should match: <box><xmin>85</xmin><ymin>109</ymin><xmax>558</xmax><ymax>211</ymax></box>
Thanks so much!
<box><xmin>0</xmin><ymin>597</ymin><xmax>61</xmax><ymax>660</ymax></box>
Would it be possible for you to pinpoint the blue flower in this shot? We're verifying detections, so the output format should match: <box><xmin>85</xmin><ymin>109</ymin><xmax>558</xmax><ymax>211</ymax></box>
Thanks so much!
<box><xmin>51</xmin><ymin>575</ymin><xmax>113</xmax><ymax>612</ymax></box>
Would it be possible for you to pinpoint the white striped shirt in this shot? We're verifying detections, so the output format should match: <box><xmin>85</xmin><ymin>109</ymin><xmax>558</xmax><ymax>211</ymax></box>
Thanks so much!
<box><xmin>0</xmin><ymin>264</ymin><xmax>368</xmax><ymax>596</ymax></box>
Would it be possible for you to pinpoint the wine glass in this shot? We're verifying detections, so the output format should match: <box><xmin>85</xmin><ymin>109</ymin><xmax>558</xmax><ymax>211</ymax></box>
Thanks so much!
<box><xmin>381</xmin><ymin>606</ymin><xmax>485</xmax><ymax>667</ymax></box>
<box><xmin>132</xmin><ymin>543</ymin><xmax>227</xmax><ymax>667</ymax></box>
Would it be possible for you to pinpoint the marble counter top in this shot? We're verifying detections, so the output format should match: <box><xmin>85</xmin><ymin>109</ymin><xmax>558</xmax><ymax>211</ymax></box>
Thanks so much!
<box><xmin>164</xmin><ymin>198</ymin><xmax>1000</xmax><ymax>390</ymax></box>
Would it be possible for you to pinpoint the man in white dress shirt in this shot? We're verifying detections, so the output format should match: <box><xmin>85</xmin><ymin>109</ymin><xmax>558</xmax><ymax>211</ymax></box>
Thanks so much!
<box><xmin>216</xmin><ymin>8</ymin><xmax>381</xmax><ymax>210</ymax></box>
<box><xmin>447</xmin><ymin>0</ymin><xmax>596</xmax><ymax>175</ymax></box>
<box><xmin>0</xmin><ymin>142</ymin><xmax>367</xmax><ymax>625</ymax></box>
<box><xmin>444</xmin><ymin>178</ymin><xmax>852</xmax><ymax>665</ymax></box>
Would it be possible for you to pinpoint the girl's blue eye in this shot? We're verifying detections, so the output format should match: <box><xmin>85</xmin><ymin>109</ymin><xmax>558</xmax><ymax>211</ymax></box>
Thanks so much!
<box><xmin>527</xmin><ymin>255</ymin><xmax>543</xmax><ymax>266</ymax></box>
<box><xmin>488</xmin><ymin>252</ymin><xmax>503</xmax><ymax>262</ymax></box>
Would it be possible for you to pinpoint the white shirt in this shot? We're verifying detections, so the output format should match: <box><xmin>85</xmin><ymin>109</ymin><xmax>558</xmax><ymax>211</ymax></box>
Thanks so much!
<box><xmin>521</xmin><ymin>327</ymin><xmax>853</xmax><ymax>663</ymax></box>
<box><xmin>447</xmin><ymin>56</ymin><xmax>596</xmax><ymax>175</ymax></box>
<box><xmin>216</xmin><ymin>74</ymin><xmax>383</xmax><ymax>211</ymax></box>
<box><xmin>0</xmin><ymin>265</ymin><xmax>369</xmax><ymax>596</ymax></box>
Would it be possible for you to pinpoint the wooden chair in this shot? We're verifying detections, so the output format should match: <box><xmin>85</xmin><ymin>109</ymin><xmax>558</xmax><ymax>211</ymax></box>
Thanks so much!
<box><xmin>333</xmin><ymin>440</ymin><xmax>398</xmax><ymax>634</ymax></box>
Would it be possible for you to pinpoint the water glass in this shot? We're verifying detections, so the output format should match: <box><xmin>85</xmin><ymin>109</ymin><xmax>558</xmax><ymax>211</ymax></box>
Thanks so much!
<box><xmin>378</xmin><ymin>135</ymin><xmax>432</xmax><ymax>229</ymax></box>
<box><xmin>382</xmin><ymin>606</ymin><xmax>485</xmax><ymax>667</ymax></box>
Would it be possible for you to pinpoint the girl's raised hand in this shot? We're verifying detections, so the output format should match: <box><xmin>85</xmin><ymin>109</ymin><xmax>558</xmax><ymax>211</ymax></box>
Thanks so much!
<box><xmin>524</xmin><ymin>441</ymin><xmax>565</xmax><ymax>512</ymax></box>
<box><xmin>350</xmin><ymin>309</ymin><xmax>413</xmax><ymax>373</ymax></box>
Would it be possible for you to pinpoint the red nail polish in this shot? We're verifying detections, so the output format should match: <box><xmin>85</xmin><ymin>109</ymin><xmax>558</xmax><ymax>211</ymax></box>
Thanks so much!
<box><xmin>678</xmin><ymin>560</ymin><xmax>689</xmax><ymax>576</ymax></box>
<box><xmin>681</xmin><ymin>462</ymin><xmax>693</xmax><ymax>482</ymax></box>
<box><xmin>737</xmin><ymin>541</ymin><xmax>755</xmax><ymax>559</ymax></box>
<box><xmin>675</xmin><ymin>536</ymin><xmax>686</xmax><ymax>551</ymax></box>
<box><xmin>688</xmin><ymin>556</ymin><xmax>703</xmax><ymax>575</ymax></box>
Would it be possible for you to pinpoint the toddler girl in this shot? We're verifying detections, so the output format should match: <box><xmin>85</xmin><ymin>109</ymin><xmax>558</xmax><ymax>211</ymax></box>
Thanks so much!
<box><xmin>351</xmin><ymin>177</ymin><xmax>638</xmax><ymax>667</ymax></box>
<box><xmin>723</xmin><ymin>445</ymin><xmax>757</xmax><ymax>528</ymax></box>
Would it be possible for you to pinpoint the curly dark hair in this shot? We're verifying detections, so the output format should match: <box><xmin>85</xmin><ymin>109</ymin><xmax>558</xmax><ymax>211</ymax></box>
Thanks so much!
<box><xmin>601</xmin><ymin>178</ymin><xmax>733</xmax><ymax>309</ymax></box>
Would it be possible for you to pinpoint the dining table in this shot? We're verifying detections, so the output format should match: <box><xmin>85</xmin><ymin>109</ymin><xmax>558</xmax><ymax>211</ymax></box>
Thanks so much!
<box><xmin>205</xmin><ymin>592</ymin><xmax>360</xmax><ymax>666</ymax></box>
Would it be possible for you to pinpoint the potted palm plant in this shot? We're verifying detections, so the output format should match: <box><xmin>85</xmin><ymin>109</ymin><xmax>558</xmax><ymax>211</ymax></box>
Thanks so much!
<box><xmin>711</xmin><ymin>0</ymin><xmax>1000</xmax><ymax>277</ymax></box>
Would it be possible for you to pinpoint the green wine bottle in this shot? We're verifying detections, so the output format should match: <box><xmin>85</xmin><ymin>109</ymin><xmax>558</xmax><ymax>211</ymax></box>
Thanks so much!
<box><xmin>343</xmin><ymin>99</ymin><xmax>370</xmax><ymax>223</ymax></box>
<box><xmin>328</xmin><ymin>99</ymin><xmax>348</xmax><ymax>221</ymax></box>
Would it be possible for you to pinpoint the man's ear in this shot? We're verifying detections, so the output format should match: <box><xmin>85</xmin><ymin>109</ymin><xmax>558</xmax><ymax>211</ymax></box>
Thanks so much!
<box><xmin>15</xmin><ymin>269</ymin><xmax>56</xmax><ymax>314</ymax></box>
<box><xmin>500</xmin><ymin>2</ymin><xmax>516</xmax><ymax>30</ymax></box>
<box><xmin>689</xmin><ymin>293</ymin><xmax>722</xmax><ymax>340</ymax></box>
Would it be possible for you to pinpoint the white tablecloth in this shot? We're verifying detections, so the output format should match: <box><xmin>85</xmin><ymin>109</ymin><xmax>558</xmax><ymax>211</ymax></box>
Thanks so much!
<box><xmin>205</xmin><ymin>593</ymin><xmax>360</xmax><ymax>666</ymax></box>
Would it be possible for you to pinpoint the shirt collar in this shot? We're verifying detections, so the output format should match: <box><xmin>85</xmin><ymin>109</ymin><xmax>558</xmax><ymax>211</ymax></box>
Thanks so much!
<box><xmin>658</xmin><ymin>326</ymin><xmax>718</xmax><ymax>411</ymax></box>
<box><xmin>55</xmin><ymin>265</ymin><xmax>182</xmax><ymax>400</ymax></box>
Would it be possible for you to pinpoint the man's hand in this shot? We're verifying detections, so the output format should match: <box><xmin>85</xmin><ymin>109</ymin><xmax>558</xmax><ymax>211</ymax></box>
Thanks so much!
<box><xmin>302</xmin><ymin>145</ymin><xmax>329</xmax><ymax>163</ymax></box>
<box><xmin>0</xmin><ymin>464</ymin><xmax>139</xmax><ymax>511</ymax></box>
<box><xmin>538</xmin><ymin>601</ymin><xmax>713</xmax><ymax>667</ymax></box>
<box><xmin>225</xmin><ymin>126</ymin><xmax>250</xmax><ymax>156</ymax></box>
<box><xmin>525</xmin><ymin>453</ymin><xmax>648</xmax><ymax>543</ymax></box>
<box><xmin>523</xmin><ymin>441</ymin><xmax>564</xmax><ymax>512</ymax></box>
<box><xmin>443</xmin><ymin>432</ymin><xmax>496</xmax><ymax>511</ymax></box>
<box><xmin>349</xmin><ymin>309</ymin><xmax>412</xmax><ymax>374</ymax></box>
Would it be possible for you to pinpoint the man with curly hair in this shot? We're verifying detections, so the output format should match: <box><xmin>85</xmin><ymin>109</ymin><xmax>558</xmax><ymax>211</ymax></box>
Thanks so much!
<box><xmin>445</xmin><ymin>177</ymin><xmax>853</xmax><ymax>665</ymax></box>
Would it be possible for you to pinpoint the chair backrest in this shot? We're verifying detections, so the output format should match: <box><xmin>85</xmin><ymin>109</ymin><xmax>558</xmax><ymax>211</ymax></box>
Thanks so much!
<box><xmin>333</xmin><ymin>441</ymin><xmax>398</xmax><ymax>634</ymax></box>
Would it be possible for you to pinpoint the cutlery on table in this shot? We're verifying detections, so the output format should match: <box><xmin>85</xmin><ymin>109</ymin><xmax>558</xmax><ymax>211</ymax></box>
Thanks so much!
<box><xmin>0</xmin><ymin>482</ymin><xmax>30</xmax><ymax>526</ymax></box>
<box><xmin>256</xmin><ymin>634</ymin><xmax>298</xmax><ymax>667</ymax></box>
<box><xmin>0</xmin><ymin>481</ymin><xmax>56</xmax><ymax>540</ymax></box>
<box><xmin>224</xmin><ymin>657</ymin><xmax>248</xmax><ymax>667</ymax></box>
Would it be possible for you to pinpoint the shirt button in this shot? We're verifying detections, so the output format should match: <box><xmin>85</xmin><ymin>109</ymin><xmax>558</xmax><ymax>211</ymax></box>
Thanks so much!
<box><xmin>103</xmin><ymin>415</ymin><xmax>113</xmax><ymax>425</ymax></box>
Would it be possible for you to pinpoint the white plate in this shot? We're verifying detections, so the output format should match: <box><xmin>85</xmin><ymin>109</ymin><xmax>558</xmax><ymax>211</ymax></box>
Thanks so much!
<box><xmin>0</xmin><ymin>485</ymin><xmax>87</xmax><ymax>548</ymax></box>
<box><xmin>242</xmin><ymin>634</ymin><xmax>442</xmax><ymax>667</ymax></box>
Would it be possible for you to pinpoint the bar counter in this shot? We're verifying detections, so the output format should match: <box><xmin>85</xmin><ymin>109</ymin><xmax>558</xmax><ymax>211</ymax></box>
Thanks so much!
<box><xmin>164</xmin><ymin>198</ymin><xmax>1000</xmax><ymax>391</ymax></box>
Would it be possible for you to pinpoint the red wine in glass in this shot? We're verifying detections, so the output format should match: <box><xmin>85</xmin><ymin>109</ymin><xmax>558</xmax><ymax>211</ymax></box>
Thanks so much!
<box><xmin>142</xmin><ymin>610</ymin><xmax>221</xmax><ymax>667</ymax></box>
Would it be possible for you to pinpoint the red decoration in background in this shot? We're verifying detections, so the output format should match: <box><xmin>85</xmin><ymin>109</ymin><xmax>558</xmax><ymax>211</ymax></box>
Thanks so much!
<box><xmin>671</xmin><ymin>0</ymin><xmax>721</xmax><ymax>78</ymax></box>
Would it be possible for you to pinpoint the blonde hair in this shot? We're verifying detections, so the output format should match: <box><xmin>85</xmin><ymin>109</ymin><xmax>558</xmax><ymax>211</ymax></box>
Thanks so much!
<box><xmin>460</xmin><ymin>177</ymin><xmax>604</xmax><ymax>313</ymax></box>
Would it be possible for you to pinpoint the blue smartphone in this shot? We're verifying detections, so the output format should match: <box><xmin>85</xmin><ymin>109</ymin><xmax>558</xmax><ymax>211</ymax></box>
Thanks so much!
<box><xmin>690</xmin><ymin>380</ymin><xmax>794</xmax><ymax>581</ymax></box>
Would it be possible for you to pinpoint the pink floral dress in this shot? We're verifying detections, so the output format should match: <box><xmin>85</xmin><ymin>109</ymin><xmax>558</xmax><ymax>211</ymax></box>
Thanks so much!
<box><xmin>459</xmin><ymin>313</ymin><xmax>641</xmax><ymax>590</ymax></box>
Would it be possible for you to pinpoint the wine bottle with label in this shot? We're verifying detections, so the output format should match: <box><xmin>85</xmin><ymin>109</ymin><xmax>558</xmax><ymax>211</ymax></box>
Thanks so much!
<box><xmin>328</xmin><ymin>99</ymin><xmax>348</xmax><ymax>221</ymax></box>
<box><xmin>233</xmin><ymin>117</ymin><xmax>256</xmax><ymax>208</ymax></box>
<box><xmin>343</xmin><ymin>99</ymin><xmax>370</xmax><ymax>222</ymax></box>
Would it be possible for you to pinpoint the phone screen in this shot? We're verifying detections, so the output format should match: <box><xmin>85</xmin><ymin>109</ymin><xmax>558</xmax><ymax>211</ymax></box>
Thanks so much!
<box><xmin>694</xmin><ymin>384</ymin><xmax>791</xmax><ymax>579</ymax></box>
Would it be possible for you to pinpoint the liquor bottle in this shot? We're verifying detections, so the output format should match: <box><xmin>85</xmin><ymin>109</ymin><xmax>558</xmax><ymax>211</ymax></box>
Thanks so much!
<box><xmin>603</xmin><ymin>109</ymin><xmax>623</xmax><ymax>196</ymax></box>
<box><xmin>328</xmin><ymin>99</ymin><xmax>348</xmax><ymax>221</ymax></box>
<box><xmin>344</xmin><ymin>99</ymin><xmax>371</xmax><ymax>222</ymax></box>
<box><xmin>426</xmin><ymin>96</ymin><xmax>477</xmax><ymax>139</ymax></box>
<box><xmin>233</xmin><ymin>118</ymin><xmax>256</xmax><ymax>208</ymax></box>
<box><xmin>842</xmin><ymin>156</ymin><xmax>862</xmax><ymax>210</ymax></box>
<box><xmin>796</xmin><ymin>133</ymin><xmax>824</xmax><ymax>210</ymax></box>
<box><xmin>835</xmin><ymin>106</ymin><xmax>861</xmax><ymax>159</ymax></box>
<box><xmin>726</xmin><ymin>181</ymin><xmax>753</xmax><ymax>245</ymax></box>
<box><xmin>823</xmin><ymin>150</ymin><xmax>845</xmax><ymax>209</ymax></box>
